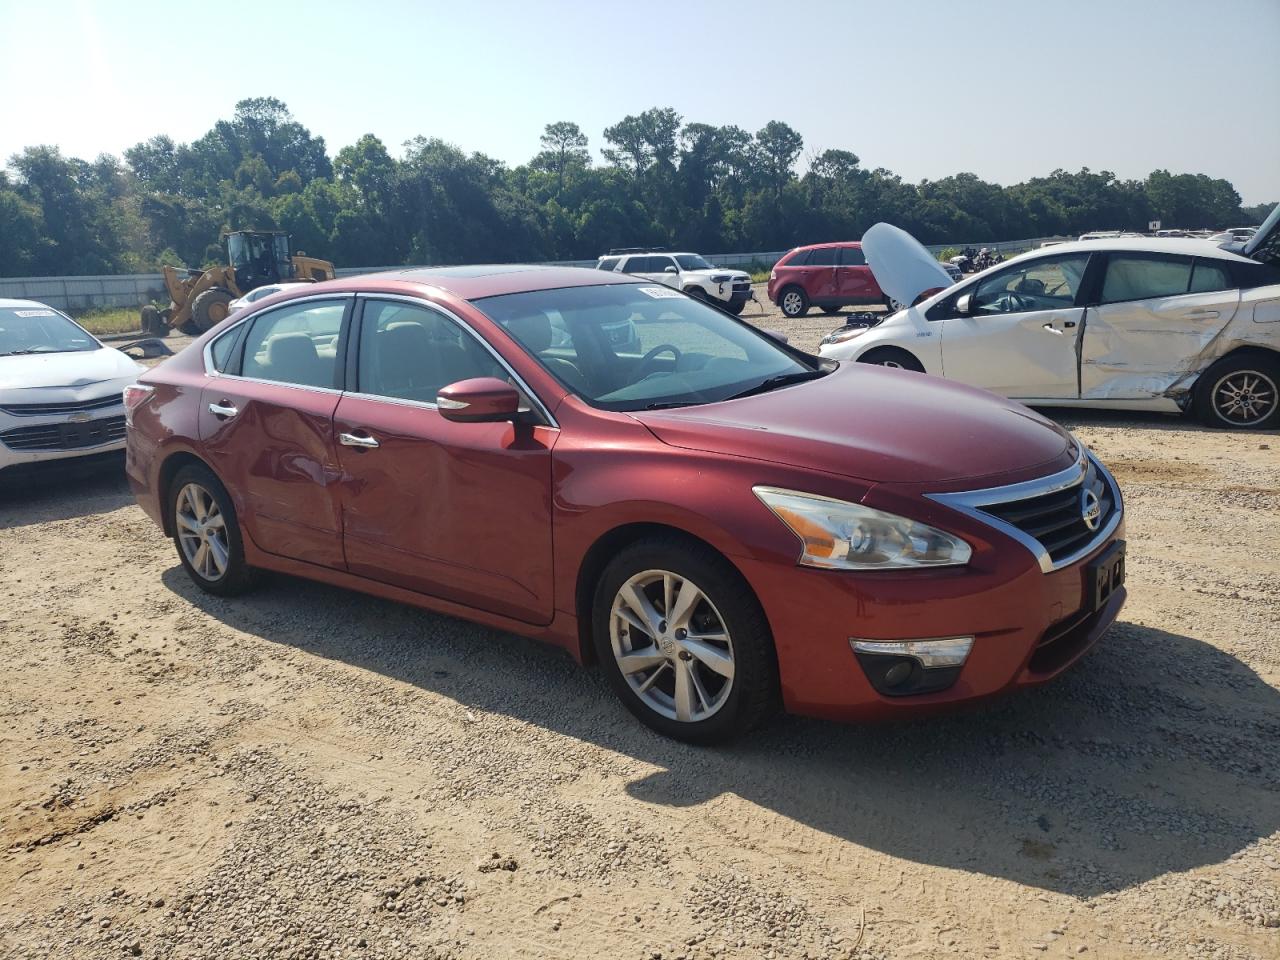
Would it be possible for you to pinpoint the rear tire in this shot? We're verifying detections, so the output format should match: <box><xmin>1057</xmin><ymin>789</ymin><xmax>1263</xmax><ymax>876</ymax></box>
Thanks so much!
<box><xmin>169</xmin><ymin>464</ymin><xmax>259</xmax><ymax>597</ymax></box>
<box><xmin>779</xmin><ymin>286</ymin><xmax>809</xmax><ymax>318</ymax></box>
<box><xmin>190</xmin><ymin>288</ymin><xmax>234</xmax><ymax>333</ymax></box>
<box><xmin>1193</xmin><ymin>352</ymin><xmax>1280</xmax><ymax>429</ymax></box>
<box><xmin>592</xmin><ymin>536</ymin><xmax>779</xmax><ymax>744</ymax></box>
<box><xmin>725</xmin><ymin>300</ymin><xmax>746</xmax><ymax>315</ymax></box>
<box><xmin>858</xmin><ymin>347</ymin><xmax>925</xmax><ymax>372</ymax></box>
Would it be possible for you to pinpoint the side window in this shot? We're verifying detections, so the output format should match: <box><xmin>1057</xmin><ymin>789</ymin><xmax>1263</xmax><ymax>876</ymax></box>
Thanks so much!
<box><xmin>597</xmin><ymin>257</ymin><xmax>621</xmax><ymax>272</ymax></box>
<box><xmin>240</xmin><ymin>299</ymin><xmax>345</xmax><ymax>388</ymax></box>
<box><xmin>209</xmin><ymin>328</ymin><xmax>240</xmax><ymax>372</ymax></box>
<box><xmin>1189</xmin><ymin>259</ymin><xmax>1231</xmax><ymax>294</ymax></box>
<box><xmin>972</xmin><ymin>255</ymin><xmax>1089</xmax><ymax>315</ymax></box>
<box><xmin>621</xmin><ymin>257</ymin><xmax>646</xmax><ymax>274</ymax></box>
<box><xmin>805</xmin><ymin>247</ymin><xmax>838</xmax><ymax>267</ymax></box>
<box><xmin>357</xmin><ymin>300</ymin><xmax>503</xmax><ymax>404</ymax></box>
<box><xmin>653</xmin><ymin>257</ymin><xmax>677</xmax><ymax>273</ymax></box>
<box><xmin>838</xmin><ymin>246</ymin><xmax>866</xmax><ymax>266</ymax></box>
<box><xmin>1100</xmin><ymin>255</ymin><xmax>1194</xmax><ymax>304</ymax></box>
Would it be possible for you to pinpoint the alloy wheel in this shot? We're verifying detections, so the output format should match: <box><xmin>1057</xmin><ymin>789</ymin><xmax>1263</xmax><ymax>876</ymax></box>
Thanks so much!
<box><xmin>1212</xmin><ymin>369</ymin><xmax>1278</xmax><ymax>425</ymax></box>
<box><xmin>609</xmin><ymin>569</ymin><xmax>735</xmax><ymax>723</ymax></box>
<box><xmin>781</xmin><ymin>291</ymin><xmax>803</xmax><ymax>316</ymax></box>
<box><xmin>175</xmin><ymin>482</ymin><xmax>230</xmax><ymax>581</ymax></box>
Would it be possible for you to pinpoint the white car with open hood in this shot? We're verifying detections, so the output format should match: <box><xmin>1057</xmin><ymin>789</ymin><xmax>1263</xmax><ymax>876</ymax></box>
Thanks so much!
<box><xmin>819</xmin><ymin>209</ymin><xmax>1280</xmax><ymax>428</ymax></box>
<box><xmin>0</xmin><ymin>299</ymin><xmax>145</xmax><ymax>472</ymax></box>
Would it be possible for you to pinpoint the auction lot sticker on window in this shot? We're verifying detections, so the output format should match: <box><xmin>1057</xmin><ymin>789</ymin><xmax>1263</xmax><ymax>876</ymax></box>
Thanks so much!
<box><xmin>638</xmin><ymin>286</ymin><xmax>685</xmax><ymax>299</ymax></box>
<box><xmin>14</xmin><ymin>310</ymin><xmax>56</xmax><ymax>317</ymax></box>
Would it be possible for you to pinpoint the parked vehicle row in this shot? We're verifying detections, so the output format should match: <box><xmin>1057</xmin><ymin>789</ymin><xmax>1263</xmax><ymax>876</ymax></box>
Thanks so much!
<box><xmin>596</xmin><ymin>249</ymin><xmax>752</xmax><ymax>314</ymax></box>
<box><xmin>821</xmin><ymin>209</ymin><xmax>1280</xmax><ymax>428</ymax></box>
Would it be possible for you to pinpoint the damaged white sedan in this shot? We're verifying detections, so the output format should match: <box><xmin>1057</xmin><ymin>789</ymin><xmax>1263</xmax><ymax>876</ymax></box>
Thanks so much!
<box><xmin>820</xmin><ymin>206</ymin><xmax>1280</xmax><ymax>428</ymax></box>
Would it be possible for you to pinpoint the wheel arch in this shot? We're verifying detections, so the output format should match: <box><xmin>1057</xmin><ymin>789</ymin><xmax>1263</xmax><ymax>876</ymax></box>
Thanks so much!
<box><xmin>155</xmin><ymin>450</ymin><xmax>218</xmax><ymax>537</ymax></box>
<box><xmin>573</xmin><ymin>521</ymin><xmax>743</xmax><ymax>666</ymax></box>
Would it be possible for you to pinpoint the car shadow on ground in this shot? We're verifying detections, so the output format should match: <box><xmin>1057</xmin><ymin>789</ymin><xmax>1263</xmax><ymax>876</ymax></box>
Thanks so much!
<box><xmin>161</xmin><ymin>565</ymin><xmax>1280</xmax><ymax>898</ymax></box>
<box><xmin>0</xmin><ymin>454</ymin><xmax>133</xmax><ymax>530</ymax></box>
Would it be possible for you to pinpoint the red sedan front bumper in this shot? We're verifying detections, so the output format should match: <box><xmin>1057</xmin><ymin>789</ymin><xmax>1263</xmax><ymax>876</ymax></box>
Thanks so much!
<box><xmin>735</xmin><ymin>526</ymin><xmax>1126</xmax><ymax>722</ymax></box>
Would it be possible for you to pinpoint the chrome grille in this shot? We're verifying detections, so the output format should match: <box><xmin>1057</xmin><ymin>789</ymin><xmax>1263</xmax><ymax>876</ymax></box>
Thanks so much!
<box><xmin>977</xmin><ymin>460</ymin><xmax>1115</xmax><ymax>564</ymax></box>
<box><xmin>0</xmin><ymin>415</ymin><xmax>126</xmax><ymax>451</ymax></box>
<box><xmin>0</xmin><ymin>394</ymin><xmax>122</xmax><ymax>417</ymax></box>
<box><xmin>927</xmin><ymin>452</ymin><xmax>1122</xmax><ymax>573</ymax></box>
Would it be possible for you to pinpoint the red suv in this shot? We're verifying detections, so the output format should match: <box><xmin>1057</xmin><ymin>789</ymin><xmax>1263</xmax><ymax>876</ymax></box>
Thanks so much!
<box><xmin>768</xmin><ymin>242</ymin><xmax>886</xmax><ymax>318</ymax></box>
<box><xmin>124</xmin><ymin>266</ymin><xmax>1126</xmax><ymax>743</ymax></box>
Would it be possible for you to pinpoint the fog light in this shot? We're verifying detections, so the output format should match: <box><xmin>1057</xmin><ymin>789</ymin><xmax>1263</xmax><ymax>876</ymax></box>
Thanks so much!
<box><xmin>850</xmin><ymin>636</ymin><xmax>974</xmax><ymax>668</ymax></box>
<box><xmin>850</xmin><ymin>636</ymin><xmax>974</xmax><ymax>697</ymax></box>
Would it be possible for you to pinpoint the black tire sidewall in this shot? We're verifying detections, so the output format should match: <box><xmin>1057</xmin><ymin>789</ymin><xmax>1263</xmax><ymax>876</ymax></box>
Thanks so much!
<box><xmin>169</xmin><ymin>463</ymin><xmax>256</xmax><ymax>596</ymax></box>
<box><xmin>591</xmin><ymin>538</ymin><xmax>777</xmax><ymax>744</ymax></box>
<box><xmin>860</xmin><ymin>348</ymin><xmax>924</xmax><ymax>373</ymax></box>
<box><xmin>1195</xmin><ymin>354</ymin><xmax>1280</xmax><ymax>429</ymax></box>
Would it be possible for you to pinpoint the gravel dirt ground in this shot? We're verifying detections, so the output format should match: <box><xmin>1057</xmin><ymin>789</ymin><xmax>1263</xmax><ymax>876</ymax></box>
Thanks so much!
<box><xmin>1</xmin><ymin>287</ymin><xmax>1278</xmax><ymax>959</ymax></box>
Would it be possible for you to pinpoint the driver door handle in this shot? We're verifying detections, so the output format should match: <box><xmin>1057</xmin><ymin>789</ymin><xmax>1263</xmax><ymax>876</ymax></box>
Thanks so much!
<box><xmin>339</xmin><ymin>431</ymin><xmax>380</xmax><ymax>449</ymax></box>
<box><xmin>208</xmin><ymin>401</ymin><xmax>238</xmax><ymax>419</ymax></box>
<box><xmin>1041</xmin><ymin>323</ymin><xmax>1065</xmax><ymax>336</ymax></box>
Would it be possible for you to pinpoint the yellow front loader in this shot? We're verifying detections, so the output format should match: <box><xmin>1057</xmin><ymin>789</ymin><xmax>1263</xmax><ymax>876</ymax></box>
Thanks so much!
<box><xmin>141</xmin><ymin>231</ymin><xmax>335</xmax><ymax>336</ymax></box>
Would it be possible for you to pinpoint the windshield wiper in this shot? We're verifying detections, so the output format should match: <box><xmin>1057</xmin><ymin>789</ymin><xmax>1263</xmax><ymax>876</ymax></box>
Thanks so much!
<box><xmin>642</xmin><ymin>401</ymin><xmax>695</xmax><ymax>410</ymax></box>
<box><xmin>0</xmin><ymin>348</ymin><xmax>72</xmax><ymax>356</ymax></box>
<box><xmin>724</xmin><ymin>369</ymin><xmax>826</xmax><ymax>401</ymax></box>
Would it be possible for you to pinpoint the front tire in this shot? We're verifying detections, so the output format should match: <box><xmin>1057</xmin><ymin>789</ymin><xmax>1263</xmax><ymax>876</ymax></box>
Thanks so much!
<box><xmin>169</xmin><ymin>464</ymin><xmax>258</xmax><ymax>596</ymax></box>
<box><xmin>592</xmin><ymin>536</ymin><xmax>778</xmax><ymax>744</ymax></box>
<box><xmin>779</xmin><ymin>286</ymin><xmax>809</xmax><ymax>318</ymax></box>
<box><xmin>190</xmin><ymin>287</ymin><xmax>234</xmax><ymax>333</ymax></box>
<box><xmin>1194</xmin><ymin>353</ymin><xmax>1280</xmax><ymax>429</ymax></box>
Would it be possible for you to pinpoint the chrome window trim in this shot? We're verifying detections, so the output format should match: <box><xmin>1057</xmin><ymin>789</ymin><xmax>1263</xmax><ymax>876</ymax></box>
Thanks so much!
<box><xmin>353</xmin><ymin>292</ymin><xmax>559</xmax><ymax>428</ymax></box>
<box><xmin>926</xmin><ymin>449</ymin><xmax>1123</xmax><ymax>574</ymax></box>
<box><xmin>202</xmin><ymin>292</ymin><xmax>354</xmax><ymax>381</ymax></box>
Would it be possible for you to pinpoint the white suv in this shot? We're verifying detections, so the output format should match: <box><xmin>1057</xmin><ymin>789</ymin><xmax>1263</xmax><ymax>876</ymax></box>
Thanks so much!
<box><xmin>597</xmin><ymin>250</ymin><xmax>753</xmax><ymax>314</ymax></box>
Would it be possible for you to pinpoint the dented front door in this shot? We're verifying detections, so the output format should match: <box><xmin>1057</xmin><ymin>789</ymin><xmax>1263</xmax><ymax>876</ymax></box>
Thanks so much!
<box><xmin>1080</xmin><ymin>253</ymin><xmax>1241</xmax><ymax>400</ymax></box>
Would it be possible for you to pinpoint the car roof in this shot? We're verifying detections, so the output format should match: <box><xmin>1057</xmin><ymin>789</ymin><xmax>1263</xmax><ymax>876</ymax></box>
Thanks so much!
<box><xmin>790</xmin><ymin>241</ymin><xmax>861</xmax><ymax>251</ymax></box>
<box><xmin>0</xmin><ymin>298</ymin><xmax>57</xmax><ymax>309</ymax></box>
<box><xmin>301</xmin><ymin>264</ymin><xmax>641</xmax><ymax>301</ymax></box>
<box><xmin>1007</xmin><ymin>236</ymin><xmax>1255</xmax><ymax>264</ymax></box>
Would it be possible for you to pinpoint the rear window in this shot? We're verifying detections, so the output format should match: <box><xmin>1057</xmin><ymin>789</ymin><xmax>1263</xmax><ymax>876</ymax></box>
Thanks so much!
<box><xmin>838</xmin><ymin>246</ymin><xmax>866</xmax><ymax>266</ymax></box>
<box><xmin>1100</xmin><ymin>255</ymin><xmax>1200</xmax><ymax>303</ymax></box>
<box><xmin>804</xmin><ymin>247</ymin><xmax>838</xmax><ymax>267</ymax></box>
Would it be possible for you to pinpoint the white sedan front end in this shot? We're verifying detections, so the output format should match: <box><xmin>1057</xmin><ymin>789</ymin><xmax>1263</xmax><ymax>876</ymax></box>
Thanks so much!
<box><xmin>0</xmin><ymin>300</ymin><xmax>145</xmax><ymax>473</ymax></box>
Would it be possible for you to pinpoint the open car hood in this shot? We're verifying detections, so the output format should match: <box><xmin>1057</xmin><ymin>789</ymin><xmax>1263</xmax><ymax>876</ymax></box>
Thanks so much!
<box><xmin>861</xmin><ymin>223</ymin><xmax>956</xmax><ymax>308</ymax></box>
<box><xmin>1241</xmin><ymin>202</ymin><xmax>1279</xmax><ymax>262</ymax></box>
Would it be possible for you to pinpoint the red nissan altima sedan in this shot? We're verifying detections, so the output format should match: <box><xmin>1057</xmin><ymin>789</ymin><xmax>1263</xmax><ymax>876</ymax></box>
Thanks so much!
<box><xmin>124</xmin><ymin>266</ymin><xmax>1126</xmax><ymax>743</ymax></box>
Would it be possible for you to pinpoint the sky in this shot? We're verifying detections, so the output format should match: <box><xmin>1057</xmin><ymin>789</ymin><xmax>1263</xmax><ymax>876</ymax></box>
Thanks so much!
<box><xmin>1</xmin><ymin>0</ymin><xmax>1277</xmax><ymax>204</ymax></box>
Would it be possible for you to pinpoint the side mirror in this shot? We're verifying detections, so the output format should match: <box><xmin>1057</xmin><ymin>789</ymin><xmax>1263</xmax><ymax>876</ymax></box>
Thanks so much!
<box><xmin>664</xmin><ymin>265</ymin><xmax>678</xmax><ymax>274</ymax></box>
<box><xmin>436</xmin><ymin>377</ymin><xmax>521</xmax><ymax>423</ymax></box>
<box><xmin>761</xmin><ymin>328</ymin><xmax>790</xmax><ymax>345</ymax></box>
<box><xmin>955</xmin><ymin>293</ymin><xmax>973</xmax><ymax>316</ymax></box>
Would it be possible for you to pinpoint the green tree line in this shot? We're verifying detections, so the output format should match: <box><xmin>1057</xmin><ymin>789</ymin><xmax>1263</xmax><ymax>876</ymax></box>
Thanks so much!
<box><xmin>0</xmin><ymin>97</ymin><xmax>1272</xmax><ymax>277</ymax></box>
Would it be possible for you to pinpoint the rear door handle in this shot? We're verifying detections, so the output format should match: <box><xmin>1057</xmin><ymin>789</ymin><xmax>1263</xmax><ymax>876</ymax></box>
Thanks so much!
<box><xmin>208</xmin><ymin>401</ymin><xmax>238</xmax><ymax>419</ymax></box>
<box><xmin>339</xmin><ymin>431</ymin><xmax>380</xmax><ymax>449</ymax></box>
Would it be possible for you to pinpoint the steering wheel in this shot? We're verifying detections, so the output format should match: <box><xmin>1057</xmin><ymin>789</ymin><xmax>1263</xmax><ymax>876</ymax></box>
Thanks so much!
<box><xmin>1001</xmin><ymin>292</ymin><xmax>1035</xmax><ymax>313</ymax></box>
<box><xmin>635</xmin><ymin>343</ymin><xmax>682</xmax><ymax>378</ymax></box>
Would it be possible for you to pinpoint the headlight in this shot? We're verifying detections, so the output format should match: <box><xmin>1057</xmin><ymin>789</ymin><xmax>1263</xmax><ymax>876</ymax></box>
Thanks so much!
<box><xmin>754</xmin><ymin>486</ymin><xmax>972</xmax><ymax>570</ymax></box>
<box><xmin>821</xmin><ymin>326</ymin><xmax>869</xmax><ymax>346</ymax></box>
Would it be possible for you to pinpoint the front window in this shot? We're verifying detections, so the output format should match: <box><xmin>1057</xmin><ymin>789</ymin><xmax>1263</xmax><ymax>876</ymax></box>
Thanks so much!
<box><xmin>474</xmin><ymin>283</ymin><xmax>821</xmax><ymax>412</ymax></box>
<box><xmin>971</xmin><ymin>255</ymin><xmax>1090</xmax><ymax>314</ymax></box>
<box><xmin>0</xmin><ymin>306</ymin><xmax>98</xmax><ymax>356</ymax></box>
<box><xmin>675</xmin><ymin>254</ymin><xmax>712</xmax><ymax>271</ymax></box>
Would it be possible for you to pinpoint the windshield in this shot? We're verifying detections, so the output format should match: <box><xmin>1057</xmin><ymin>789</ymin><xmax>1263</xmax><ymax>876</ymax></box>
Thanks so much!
<box><xmin>675</xmin><ymin>254</ymin><xmax>713</xmax><ymax>271</ymax></box>
<box><xmin>474</xmin><ymin>283</ymin><xmax>817</xmax><ymax>411</ymax></box>
<box><xmin>0</xmin><ymin>307</ymin><xmax>98</xmax><ymax>356</ymax></box>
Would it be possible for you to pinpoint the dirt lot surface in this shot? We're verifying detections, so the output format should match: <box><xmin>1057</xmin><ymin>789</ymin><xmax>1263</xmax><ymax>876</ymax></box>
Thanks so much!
<box><xmin>1</xmin><ymin>290</ymin><xmax>1278</xmax><ymax>959</ymax></box>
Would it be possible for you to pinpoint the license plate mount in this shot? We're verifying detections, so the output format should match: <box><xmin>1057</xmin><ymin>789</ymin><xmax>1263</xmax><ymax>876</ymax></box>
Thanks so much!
<box><xmin>1086</xmin><ymin>540</ymin><xmax>1126</xmax><ymax>614</ymax></box>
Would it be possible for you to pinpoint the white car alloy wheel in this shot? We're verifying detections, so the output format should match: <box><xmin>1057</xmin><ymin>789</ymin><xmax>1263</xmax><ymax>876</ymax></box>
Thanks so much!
<box><xmin>609</xmin><ymin>569</ymin><xmax>735</xmax><ymax>723</ymax></box>
<box><xmin>1211</xmin><ymin>369</ymin><xmax>1278</xmax><ymax>425</ymax></box>
<box><xmin>175</xmin><ymin>482</ymin><xmax>230</xmax><ymax>581</ymax></box>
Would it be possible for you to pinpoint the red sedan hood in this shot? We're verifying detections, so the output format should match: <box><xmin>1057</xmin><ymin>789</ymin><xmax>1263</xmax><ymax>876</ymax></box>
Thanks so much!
<box><xmin>633</xmin><ymin>364</ymin><xmax>1075</xmax><ymax>485</ymax></box>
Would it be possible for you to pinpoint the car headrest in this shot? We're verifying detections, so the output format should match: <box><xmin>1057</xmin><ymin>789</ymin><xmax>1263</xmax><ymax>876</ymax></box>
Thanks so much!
<box><xmin>267</xmin><ymin>332</ymin><xmax>319</xmax><ymax>368</ymax></box>
<box><xmin>503</xmin><ymin>313</ymin><xmax>552</xmax><ymax>353</ymax></box>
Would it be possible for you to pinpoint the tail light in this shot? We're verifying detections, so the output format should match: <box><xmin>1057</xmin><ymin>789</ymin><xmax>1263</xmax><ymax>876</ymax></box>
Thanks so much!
<box><xmin>122</xmin><ymin>383</ymin><xmax>155</xmax><ymax>426</ymax></box>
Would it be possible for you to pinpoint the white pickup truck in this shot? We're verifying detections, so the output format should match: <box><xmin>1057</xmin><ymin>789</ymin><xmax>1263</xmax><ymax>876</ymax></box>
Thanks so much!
<box><xmin>597</xmin><ymin>250</ymin><xmax>753</xmax><ymax>314</ymax></box>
